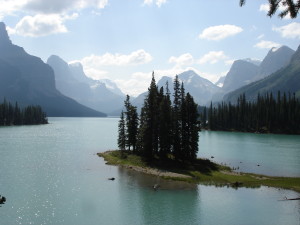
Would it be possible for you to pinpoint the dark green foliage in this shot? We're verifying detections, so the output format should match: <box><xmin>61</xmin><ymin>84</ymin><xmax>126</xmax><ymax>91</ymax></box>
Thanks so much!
<box><xmin>138</xmin><ymin>73</ymin><xmax>159</xmax><ymax>159</ymax></box>
<box><xmin>172</xmin><ymin>75</ymin><xmax>182</xmax><ymax>160</ymax></box>
<box><xmin>124</xmin><ymin>95</ymin><xmax>139</xmax><ymax>152</ymax></box>
<box><xmin>118</xmin><ymin>111</ymin><xmax>126</xmax><ymax>151</ymax></box>
<box><xmin>0</xmin><ymin>100</ymin><xmax>48</xmax><ymax>126</ymax></box>
<box><xmin>199</xmin><ymin>106</ymin><xmax>207</xmax><ymax>128</ymax></box>
<box><xmin>158</xmin><ymin>84</ymin><xmax>172</xmax><ymax>159</ymax></box>
<box><xmin>207</xmin><ymin>92</ymin><xmax>300</xmax><ymax>134</ymax></box>
<box><xmin>184</xmin><ymin>93</ymin><xmax>201</xmax><ymax>160</ymax></box>
<box><xmin>118</xmin><ymin>73</ymin><xmax>201</xmax><ymax>162</ymax></box>
<box><xmin>240</xmin><ymin>0</ymin><xmax>300</xmax><ymax>18</ymax></box>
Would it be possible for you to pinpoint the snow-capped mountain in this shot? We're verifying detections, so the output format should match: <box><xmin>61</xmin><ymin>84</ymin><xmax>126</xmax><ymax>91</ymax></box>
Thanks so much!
<box><xmin>132</xmin><ymin>70</ymin><xmax>220</xmax><ymax>108</ymax></box>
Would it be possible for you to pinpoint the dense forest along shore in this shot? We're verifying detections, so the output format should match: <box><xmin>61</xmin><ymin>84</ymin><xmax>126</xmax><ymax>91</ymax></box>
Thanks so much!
<box><xmin>0</xmin><ymin>100</ymin><xmax>48</xmax><ymax>126</ymax></box>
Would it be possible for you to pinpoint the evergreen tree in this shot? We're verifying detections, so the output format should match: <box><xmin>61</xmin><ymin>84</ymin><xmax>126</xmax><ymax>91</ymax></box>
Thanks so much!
<box><xmin>207</xmin><ymin>92</ymin><xmax>300</xmax><ymax>134</ymax></box>
<box><xmin>138</xmin><ymin>72</ymin><xmax>159</xmax><ymax>160</ymax></box>
<box><xmin>118</xmin><ymin>111</ymin><xmax>126</xmax><ymax>151</ymax></box>
<box><xmin>0</xmin><ymin>100</ymin><xmax>48</xmax><ymax>126</ymax></box>
<box><xmin>185</xmin><ymin>93</ymin><xmax>200</xmax><ymax>160</ymax></box>
<box><xmin>208</xmin><ymin>102</ymin><xmax>214</xmax><ymax>130</ymax></box>
<box><xmin>124</xmin><ymin>95</ymin><xmax>138</xmax><ymax>151</ymax></box>
<box><xmin>180</xmin><ymin>82</ymin><xmax>188</xmax><ymax>160</ymax></box>
<box><xmin>158</xmin><ymin>82</ymin><xmax>172</xmax><ymax>159</ymax></box>
<box><xmin>172</xmin><ymin>75</ymin><xmax>182</xmax><ymax>160</ymax></box>
<box><xmin>120</xmin><ymin>73</ymin><xmax>201</xmax><ymax>162</ymax></box>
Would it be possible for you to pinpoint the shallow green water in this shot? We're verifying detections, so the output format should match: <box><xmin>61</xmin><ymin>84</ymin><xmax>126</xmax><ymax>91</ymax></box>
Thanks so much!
<box><xmin>0</xmin><ymin>117</ymin><xmax>299</xmax><ymax>225</ymax></box>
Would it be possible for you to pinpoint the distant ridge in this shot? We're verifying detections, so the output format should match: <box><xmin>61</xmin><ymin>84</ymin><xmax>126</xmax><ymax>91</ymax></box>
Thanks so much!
<box><xmin>224</xmin><ymin>44</ymin><xmax>300</xmax><ymax>102</ymax></box>
<box><xmin>48</xmin><ymin>55</ymin><xmax>125</xmax><ymax>114</ymax></box>
<box><xmin>210</xmin><ymin>45</ymin><xmax>296</xmax><ymax>103</ymax></box>
<box><xmin>0</xmin><ymin>22</ymin><xmax>106</xmax><ymax>117</ymax></box>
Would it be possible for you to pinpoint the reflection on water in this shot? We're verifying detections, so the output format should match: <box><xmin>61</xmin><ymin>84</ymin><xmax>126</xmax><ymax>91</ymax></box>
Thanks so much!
<box><xmin>118</xmin><ymin>167</ymin><xmax>197</xmax><ymax>191</ymax></box>
<box><xmin>117</xmin><ymin>167</ymin><xmax>200</xmax><ymax>225</ymax></box>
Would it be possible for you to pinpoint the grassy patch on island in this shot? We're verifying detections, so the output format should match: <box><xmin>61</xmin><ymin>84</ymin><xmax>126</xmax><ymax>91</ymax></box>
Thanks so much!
<box><xmin>98</xmin><ymin>150</ymin><xmax>300</xmax><ymax>193</ymax></box>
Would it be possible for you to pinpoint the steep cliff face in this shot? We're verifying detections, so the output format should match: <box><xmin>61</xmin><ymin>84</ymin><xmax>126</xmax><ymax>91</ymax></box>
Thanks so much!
<box><xmin>222</xmin><ymin>60</ymin><xmax>259</xmax><ymax>92</ymax></box>
<box><xmin>253</xmin><ymin>45</ymin><xmax>295</xmax><ymax>82</ymax></box>
<box><xmin>48</xmin><ymin>56</ymin><xmax>125</xmax><ymax>114</ymax></box>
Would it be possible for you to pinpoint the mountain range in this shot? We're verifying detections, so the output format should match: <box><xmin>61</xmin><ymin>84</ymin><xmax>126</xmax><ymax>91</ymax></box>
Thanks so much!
<box><xmin>130</xmin><ymin>43</ymin><xmax>299</xmax><ymax>112</ymax></box>
<box><xmin>224</xmin><ymin>44</ymin><xmax>300</xmax><ymax>102</ymax></box>
<box><xmin>0</xmin><ymin>20</ymin><xmax>299</xmax><ymax>116</ymax></box>
<box><xmin>213</xmin><ymin>45</ymin><xmax>296</xmax><ymax>103</ymax></box>
<box><xmin>131</xmin><ymin>70</ymin><xmax>221</xmax><ymax>112</ymax></box>
<box><xmin>47</xmin><ymin>56</ymin><xmax>125</xmax><ymax>114</ymax></box>
<box><xmin>0</xmin><ymin>22</ymin><xmax>106</xmax><ymax>117</ymax></box>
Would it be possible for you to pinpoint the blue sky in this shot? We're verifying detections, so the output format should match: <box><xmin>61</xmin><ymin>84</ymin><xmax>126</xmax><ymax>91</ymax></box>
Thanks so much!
<box><xmin>1</xmin><ymin>0</ymin><xmax>300</xmax><ymax>96</ymax></box>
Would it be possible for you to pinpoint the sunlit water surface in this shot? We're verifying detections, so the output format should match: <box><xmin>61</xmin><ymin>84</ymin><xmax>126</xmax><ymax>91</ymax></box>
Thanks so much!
<box><xmin>0</xmin><ymin>117</ymin><xmax>299</xmax><ymax>225</ymax></box>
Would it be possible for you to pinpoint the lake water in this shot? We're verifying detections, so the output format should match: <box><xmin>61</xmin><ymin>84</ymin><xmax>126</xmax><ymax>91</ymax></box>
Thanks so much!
<box><xmin>0</xmin><ymin>117</ymin><xmax>299</xmax><ymax>225</ymax></box>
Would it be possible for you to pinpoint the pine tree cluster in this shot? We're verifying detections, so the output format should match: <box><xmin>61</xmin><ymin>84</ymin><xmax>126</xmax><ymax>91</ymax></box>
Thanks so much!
<box><xmin>118</xmin><ymin>73</ymin><xmax>200</xmax><ymax>162</ymax></box>
<box><xmin>202</xmin><ymin>92</ymin><xmax>300</xmax><ymax>134</ymax></box>
<box><xmin>0</xmin><ymin>99</ymin><xmax>48</xmax><ymax>126</ymax></box>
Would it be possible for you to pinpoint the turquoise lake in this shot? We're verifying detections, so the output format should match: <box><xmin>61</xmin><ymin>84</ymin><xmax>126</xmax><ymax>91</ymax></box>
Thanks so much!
<box><xmin>0</xmin><ymin>117</ymin><xmax>299</xmax><ymax>225</ymax></box>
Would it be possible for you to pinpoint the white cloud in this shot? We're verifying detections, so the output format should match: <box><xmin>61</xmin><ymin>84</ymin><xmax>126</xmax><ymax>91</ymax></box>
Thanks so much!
<box><xmin>23</xmin><ymin>0</ymin><xmax>108</xmax><ymax>14</ymax></box>
<box><xmin>0</xmin><ymin>0</ymin><xmax>108</xmax><ymax>36</ymax></box>
<box><xmin>156</xmin><ymin>0</ymin><xmax>167</xmax><ymax>7</ymax></box>
<box><xmin>144</xmin><ymin>0</ymin><xmax>153</xmax><ymax>5</ymax></box>
<box><xmin>143</xmin><ymin>0</ymin><xmax>167</xmax><ymax>7</ymax></box>
<box><xmin>131</xmin><ymin>71</ymin><xmax>152</xmax><ymax>80</ymax></box>
<box><xmin>254</xmin><ymin>40</ymin><xmax>281</xmax><ymax>49</ymax></box>
<box><xmin>168</xmin><ymin>53</ymin><xmax>194</xmax><ymax>66</ymax></box>
<box><xmin>273</xmin><ymin>22</ymin><xmax>300</xmax><ymax>39</ymax></box>
<box><xmin>70</xmin><ymin>49</ymin><xmax>153</xmax><ymax>96</ymax></box>
<box><xmin>115</xmin><ymin>78</ymin><xmax>148</xmax><ymax>97</ymax></box>
<box><xmin>83</xmin><ymin>67</ymin><xmax>108</xmax><ymax>80</ymax></box>
<box><xmin>0</xmin><ymin>0</ymin><xmax>109</xmax><ymax>17</ymax></box>
<box><xmin>80</xmin><ymin>49</ymin><xmax>153</xmax><ymax>67</ymax></box>
<box><xmin>259</xmin><ymin>3</ymin><xmax>269</xmax><ymax>13</ymax></box>
<box><xmin>0</xmin><ymin>0</ymin><xmax>27</xmax><ymax>19</ymax></box>
<box><xmin>198</xmin><ymin>51</ymin><xmax>229</xmax><ymax>64</ymax></box>
<box><xmin>10</xmin><ymin>14</ymin><xmax>70</xmax><ymax>37</ymax></box>
<box><xmin>114</xmin><ymin>70</ymin><xmax>156</xmax><ymax>96</ymax></box>
<box><xmin>199</xmin><ymin>25</ymin><xmax>243</xmax><ymax>41</ymax></box>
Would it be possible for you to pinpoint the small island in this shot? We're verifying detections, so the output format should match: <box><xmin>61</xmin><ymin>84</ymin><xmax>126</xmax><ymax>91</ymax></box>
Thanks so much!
<box><xmin>99</xmin><ymin>74</ymin><xmax>300</xmax><ymax>194</ymax></box>
<box><xmin>99</xmin><ymin>150</ymin><xmax>300</xmax><ymax>193</ymax></box>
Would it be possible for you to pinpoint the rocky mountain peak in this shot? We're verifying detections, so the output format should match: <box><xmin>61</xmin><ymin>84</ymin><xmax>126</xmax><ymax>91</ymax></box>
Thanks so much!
<box><xmin>0</xmin><ymin>22</ymin><xmax>12</xmax><ymax>46</ymax></box>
